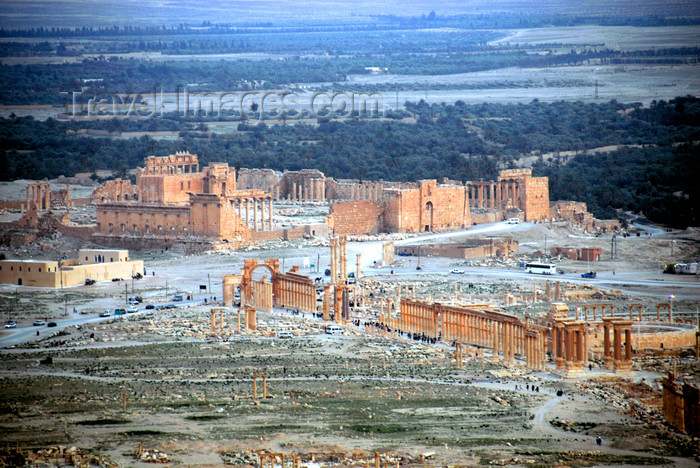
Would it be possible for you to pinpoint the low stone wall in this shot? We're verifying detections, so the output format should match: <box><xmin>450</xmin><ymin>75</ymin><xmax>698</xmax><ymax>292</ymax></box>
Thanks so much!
<box><xmin>327</xmin><ymin>200</ymin><xmax>383</xmax><ymax>235</ymax></box>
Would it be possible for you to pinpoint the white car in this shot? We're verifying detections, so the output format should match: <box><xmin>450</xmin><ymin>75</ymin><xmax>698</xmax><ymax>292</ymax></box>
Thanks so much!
<box><xmin>450</xmin><ymin>269</ymin><xmax>465</xmax><ymax>274</ymax></box>
<box><xmin>126</xmin><ymin>306</ymin><xmax>138</xmax><ymax>313</ymax></box>
<box><xmin>99</xmin><ymin>311</ymin><xmax>111</xmax><ymax>317</ymax></box>
<box><xmin>5</xmin><ymin>321</ymin><xmax>16</xmax><ymax>328</ymax></box>
<box><xmin>506</xmin><ymin>218</ymin><xmax>520</xmax><ymax>224</ymax></box>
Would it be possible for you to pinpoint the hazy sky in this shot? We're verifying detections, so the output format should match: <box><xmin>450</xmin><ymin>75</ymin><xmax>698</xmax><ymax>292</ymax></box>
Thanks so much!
<box><xmin>1</xmin><ymin>1</ymin><xmax>696</xmax><ymax>29</ymax></box>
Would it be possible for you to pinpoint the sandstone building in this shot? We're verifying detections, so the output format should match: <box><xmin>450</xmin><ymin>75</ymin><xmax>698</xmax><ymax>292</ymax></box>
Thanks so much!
<box><xmin>95</xmin><ymin>153</ymin><xmax>273</xmax><ymax>245</ymax></box>
<box><xmin>325</xmin><ymin>169</ymin><xmax>550</xmax><ymax>236</ymax></box>
<box><xmin>0</xmin><ymin>249</ymin><xmax>143</xmax><ymax>287</ymax></box>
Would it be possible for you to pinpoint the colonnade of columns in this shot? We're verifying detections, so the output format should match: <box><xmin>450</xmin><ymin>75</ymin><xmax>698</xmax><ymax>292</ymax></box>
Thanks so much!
<box><xmin>233</xmin><ymin>196</ymin><xmax>274</xmax><ymax>232</ymax></box>
<box><xmin>525</xmin><ymin>331</ymin><xmax>547</xmax><ymax>370</ymax></box>
<box><xmin>285</xmin><ymin>178</ymin><xmax>326</xmax><ymax>203</ymax></box>
<box><xmin>575</xmin><ymin>302</ymin><xmax>673</xmax><ymax>322</ymax></box>
<box><xmin>144</xmin><ymin>157</ymin><xmax>198</xmax><ymax>175</ymax></box>
<box><xmin>467</xmin><ymin>179</ymin><xmax>520</xmax><ymax>211</ymax></box>
<box><xmin>26</xmin><ymin>183</ymin><xmax>51</xmax><ymax>211</ymax></box>
<box><xmin>349</xmin><ymin>180</ymin><xmax>383</xmax><ymax>202</ymax></box>
<box><xmin>252</xmin><ymin>280</ymin><xmax>273</xmax><ymax>312</ymax></box>
<box><xmin>602</xmin><ymin>317</ymin><xmax>633</xmax><ymax>373</ymax></box>
<box><xmin>274</xmin><ymin>274</ymin><xmax>316</xmax><ymax>313</ymax></box>
<box><xmin>398</xmin><ymin>299</ymin><xmax>546</xmax><ymax>370</ymax></box>
<box><xmin>579</xmin><ymin>303</ymin><xmax>614</xmax><ymax>321</ymax></box>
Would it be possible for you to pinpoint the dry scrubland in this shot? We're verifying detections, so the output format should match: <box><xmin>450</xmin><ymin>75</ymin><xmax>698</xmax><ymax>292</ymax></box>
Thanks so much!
<box><xmin>1</xmin><ymin>218</ymin><xmax>700</xmax><ymax>465</ymax></box>
<box><xmin>1</xmin><ymin>323</ymin><xmax>698</xmax><ymax>466</ymax></box>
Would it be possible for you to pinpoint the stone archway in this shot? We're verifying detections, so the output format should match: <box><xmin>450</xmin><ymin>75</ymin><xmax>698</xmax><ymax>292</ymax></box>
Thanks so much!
<box><xmin>240</xmin><ymin>259</ymin><xmax>278</xmax><ymax>307</ymax></box>
<box><xmin>424</xmin><ymin>201</ymin><xmax>434</xmax><ymax>232</ymax></box>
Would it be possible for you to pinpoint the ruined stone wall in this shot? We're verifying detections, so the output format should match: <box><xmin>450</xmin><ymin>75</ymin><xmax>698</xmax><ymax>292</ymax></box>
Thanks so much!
<box><xmin>471</xmin><ymin>212</ymin><xmax>496</xmax><ymax>224</ymax></box>
<box><xmin>523</xmin><ymin>176</ymin><xmax>550</xmax><ymax>221</ymax></box>
<box><xmin>237</xmin><ymin>168</ymin><xmax>279</xmax><ymax>191</ymax></box>
<box><xmin>202</xmin><ymin>163</ymin><xmax>237</xmax><ymax>195</ymax></box>
<box><xmin>188</xmin><ymin>193</ymin><xmax>251</xmax><ymax>241</ymax></box>
<box><xmin>96</xmin><ymin>203</ymin><xmax>190</xmax><ymax>236</ymax></box>
<box><xmin>327</xmin><ymin>200</ymin><xmax>384</xmax><ymax>236</ymax></box>
<box><xmin>594</xmin><ymin>219</ymin><xmax>621</xmax><ymax>232</ymax></box>
<box><xmin>398</xmin><ymin>238</ymin><xmax>518</xmax><ymax>260</ymax></box>
<box><xmin>550</xmin><ymin>201</ymin><xmax>594</xmax><ymax>228</ymax></box>
<box><xmin>499</xmin><ymin>168</ymin><xmax>533</xmax><ymax>180</ymax></box>
<box><xmin>90</xmin><ymin>179</ymin><xmax>139</xmax><ymax>203</ymax></box>
<box><xmin>325</xmin><ymin>179</ymin><xmax>354</xmax><ymax>200</ymax></box>
<box><xmin>276</xmin><ymin>170</ymin><xmax>325</xmax><ymax>201</ymax></box>
<box><xmin>683</xmin><ymin>384</ymin><xmax>700</xmax><ymax>436</ymax></box>
<box><xmin>137</xmin><ymin>173</ymin><xmax>204</xmax><ymax>204</ymax></box>
<box><xmin>382</xmin><ymin>180</ymin><xmax>471</xmax><ymax>233</ymax></box>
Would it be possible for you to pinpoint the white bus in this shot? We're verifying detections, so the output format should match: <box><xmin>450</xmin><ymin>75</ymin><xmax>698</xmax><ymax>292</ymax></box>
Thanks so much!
<box><xmin>525</xmin><ymin>262</ymin><xmax>557</xmax><ymax>275</ymax></box>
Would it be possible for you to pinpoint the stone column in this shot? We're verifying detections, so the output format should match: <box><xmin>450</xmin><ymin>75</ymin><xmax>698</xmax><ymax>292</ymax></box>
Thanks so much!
<box><xmin>554</xmin><ymin>281</ymin><xmax>561</xmax><ymax>301</ymax></box>
<box><xmin>356</xmin><ymin>253</ymin><xmax>362</xmax><ymax>279</ymax></box>
<box><xmin>253</xmin><ymin>198</ymin><xmax>259</xmax><ymax>231</ymax></box>
<box><xmin>268</xmin><ymin>198</ymin><xmax>274</xmax><ymax>231</ymax></box>
<box><xmin>340</xmin><ymin>237</ymin><xmax>347</xmax><ymax>282</ymax></box>
<box><xmin>245</xmin><ymin>198</ymin><xmax>250</xmax><ymax>227</ymax></box>
<box><xmin>492</xmin><ymin>321</ymin><xmax>499</xmax><ymax>362</ymax></box>
<box><xmin>334</xmin><ymin>286</ymin><xmax>342</xmax><ymax>323</ymax></box>
<box><xmin>603</xmin><ymin>319</ymin><xmax>612</xmax><ymax>368</ymax></box>
<box><xmin>330</xmin><ymin>237</ymin><xmax>338</xmax><ymax>285</ymax></box>
<box><xmin>211</xmin><ymin>309</ymin><xmax>216</xmax><ymax>334</ymax></box>
<box><xmin>613</xmin><ymin>327</ymin><xmax>622</xmax><ymax>361</ymax></box>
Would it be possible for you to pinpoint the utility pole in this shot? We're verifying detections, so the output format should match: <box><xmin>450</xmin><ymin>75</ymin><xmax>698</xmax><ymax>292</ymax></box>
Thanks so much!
<box><xmin>124</xmin><ymin>283</ymin><xmax>128</xmax><ymax>305</ymax></box>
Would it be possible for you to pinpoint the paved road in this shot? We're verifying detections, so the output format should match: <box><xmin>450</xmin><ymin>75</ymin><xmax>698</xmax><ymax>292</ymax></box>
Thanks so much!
<box><xmin>0</xmin><ymin>299</ymin><xmax>203</xmax><ymax>348</ymax></box>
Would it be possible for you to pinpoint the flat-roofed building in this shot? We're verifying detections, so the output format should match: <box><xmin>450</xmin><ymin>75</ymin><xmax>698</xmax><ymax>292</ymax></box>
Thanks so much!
<box><xmin>0</xmin><ymin>249</ymin><xmax>143</xmax><ymax>287</ymax></box>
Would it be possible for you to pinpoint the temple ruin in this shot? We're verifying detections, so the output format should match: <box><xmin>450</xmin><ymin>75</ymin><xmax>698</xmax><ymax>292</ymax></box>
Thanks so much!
<box><xmin>95</xmin><ymin>152</ymin><xmax>273</xmax><ymax>246</ymax></box>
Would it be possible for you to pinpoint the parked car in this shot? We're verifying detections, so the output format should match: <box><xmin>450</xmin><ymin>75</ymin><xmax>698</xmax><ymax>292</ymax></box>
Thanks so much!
<box><xmin>33</xmin><ymin>320</ymin><xmax>46</xmax><ymax>326</ymax></box>
<box><xmin>47</xmin><ymin>322</ymin><xmax>57</xmax><ymax>327</ymax></box>
<box><xmin>128</xmin><ymin>297</ymin><xmax>140</xmax><ymax>305</ymax></box>
<box><xmin>99</xmin><ymin>311</ymin><xmax>111</xmax><ymax>317</ymax></box>
<box><xmin>276</xmin><ymin>331</ymin><xmax>294</xmax><ymax>339</ymax></box>
<box><xmin>84</xmin><ymin>279</ymin><xmax>96</xmax><ymax>285</ymax></box>
<box><xmin>506</xmin><ymin>218</ymin><xmax>520</xmax><ymax>224</ymax></box>
<box><xmin>450</xmin><ymin>269</ymin><xmax>465</xmax><ymax>274</ymax></box>
<box><xmin>4</xmin><ymin>321</ymin><xmax>16</xmax><ymax>328</ymax></box>
<box><xmin>156</xmin><ymin>305</ymin><xmax>166</xmax><ymax>310</ymax></box>
<box><xmin>581</xmin><ymin>271</ymin><xmax>597</xmax><ymax>279</ymax></box>
<box><xmin>114</xmin><ymin>308</ymin><xmax>126</xmax><ymax>316</ymax></box>
<box><xmin>145</xmin><ymin>304</ymin><xmax>155</xmax><ymax>310</ymax></box>
<box><xmin>172</xmin><ymin>294</ymin><xmax>184</xmax><ymax>302</ymax></box>
<box><xmin>126</xmin><ymin>306</ymin><xmax>138</xmax><ymax>313</ymax></box>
